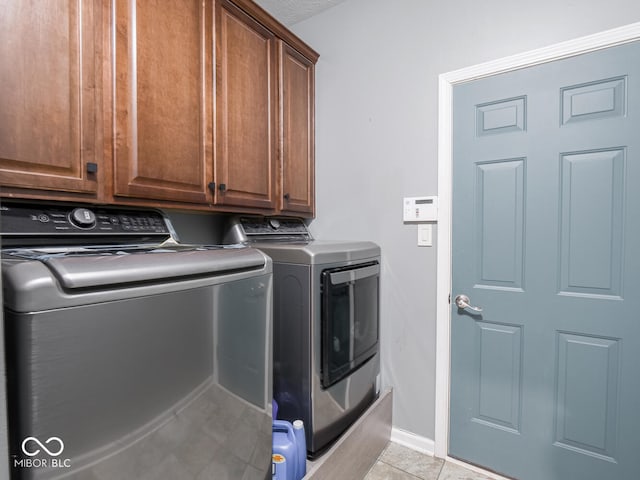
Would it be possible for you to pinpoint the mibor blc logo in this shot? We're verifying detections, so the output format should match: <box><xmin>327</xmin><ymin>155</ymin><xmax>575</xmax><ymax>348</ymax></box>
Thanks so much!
<box><xmin>22</xmin><ymin>437</ymin><xmax>64</xmax><ymax>457</ymax></box>
<box><xmin>13</xmin><ymin>436</ymin><xmax>71</xmax><ymax>470</ymax></box>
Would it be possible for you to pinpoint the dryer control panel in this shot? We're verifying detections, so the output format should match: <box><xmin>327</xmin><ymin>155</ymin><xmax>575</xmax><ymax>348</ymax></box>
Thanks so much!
<box><xmin>225</xmin><ymin>216</ymin><xmax>312</xmax><ymax>244</ymax></box>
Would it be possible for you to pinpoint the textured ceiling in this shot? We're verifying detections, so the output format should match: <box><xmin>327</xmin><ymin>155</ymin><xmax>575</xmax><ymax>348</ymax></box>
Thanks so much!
<box><xmin>254</xmin><ymin>0</ymin><xmax>349</xmax><ymax>26</ymax></box>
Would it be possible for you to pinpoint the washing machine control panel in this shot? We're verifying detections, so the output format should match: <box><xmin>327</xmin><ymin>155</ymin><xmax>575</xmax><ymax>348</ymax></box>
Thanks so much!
<box><xmin>0</xmin><ymin>203</ymin><xmax>171</xmax><ymax>236</ymax></box>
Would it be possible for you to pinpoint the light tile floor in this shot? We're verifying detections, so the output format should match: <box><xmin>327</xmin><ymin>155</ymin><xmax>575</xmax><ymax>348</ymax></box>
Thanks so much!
<box><xmin>364</xmin><ymin>442</ymin><xmax>493</xmax><ymax>480</ymax></box>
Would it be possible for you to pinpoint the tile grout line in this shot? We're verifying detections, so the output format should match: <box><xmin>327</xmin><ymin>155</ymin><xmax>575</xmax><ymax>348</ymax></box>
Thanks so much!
<box><xmin>378</xmin><ymin>459</ymin><xmax>424</xmax><ymax>480</ymax></box>
<box><xmin>369</xmin><ymin>442</ymin><xmax>449</xmax><ymax>480</ymax></box>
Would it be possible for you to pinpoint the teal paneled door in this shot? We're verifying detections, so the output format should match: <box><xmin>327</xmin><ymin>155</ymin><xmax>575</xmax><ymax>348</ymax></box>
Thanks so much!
<box><xmin>451</xmin><ymin>41</ymin><xmax>640</xmax><ymax>480</ymax></box>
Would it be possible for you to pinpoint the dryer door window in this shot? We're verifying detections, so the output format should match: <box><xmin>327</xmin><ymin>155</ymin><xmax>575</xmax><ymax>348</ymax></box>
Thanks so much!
<box><xmin>321</xmin><ymin>261</ymin><xmax>379</xmax><ymax>388</ymax></box>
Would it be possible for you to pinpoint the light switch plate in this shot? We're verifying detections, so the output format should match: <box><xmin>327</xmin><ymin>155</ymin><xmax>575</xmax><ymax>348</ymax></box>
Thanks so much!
<box><xmin>418</xmin><ymin>224</ymin><xmax>432</xmax><ymax>247</ymax></box>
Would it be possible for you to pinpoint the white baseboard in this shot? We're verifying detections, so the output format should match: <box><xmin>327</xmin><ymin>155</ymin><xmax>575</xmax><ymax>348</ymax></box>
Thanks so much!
<box><xmin>390</xmin><ymin>427</ymin><xmax>435</xmax><ymax>456</ymax></box>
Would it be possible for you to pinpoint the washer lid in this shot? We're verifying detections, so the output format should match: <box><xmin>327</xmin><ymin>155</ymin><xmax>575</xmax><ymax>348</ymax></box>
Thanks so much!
<box><xmin>5</xmin><ymin>247</ymin><xmax>267</xmax><ymax>290</ymax></box>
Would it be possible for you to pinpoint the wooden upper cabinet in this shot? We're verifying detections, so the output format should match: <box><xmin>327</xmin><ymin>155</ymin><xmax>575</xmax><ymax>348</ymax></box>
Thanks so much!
<box><xmin>214</xmin><ymin>0</ymin><xmax>278</xmax><ymax>210</ymax></box>
<box><xmin>1</xmin><ymin>0</ymin><xmax>317</xmax><ymax>215</ymax></box>
<box><xmin>113</xmin><ymin>0</ymin><xmax>213</xmax><ymax>204</ymax></box>
<box><xmin>0</xmin><ymin>0</ymin><xmax>101</xmax><ymax>195</ymax></box>
<box><xmin>279</xmin><ymin>41</ymin><xmax>316</xmax><ymax>216</ymax></box>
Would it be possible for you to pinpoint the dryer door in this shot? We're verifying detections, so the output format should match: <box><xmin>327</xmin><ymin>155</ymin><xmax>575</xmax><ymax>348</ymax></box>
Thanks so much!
<box><xmin>320</xmin><ymin>261</ymin><xmax>379</xmax><ymax>388</ymax></box>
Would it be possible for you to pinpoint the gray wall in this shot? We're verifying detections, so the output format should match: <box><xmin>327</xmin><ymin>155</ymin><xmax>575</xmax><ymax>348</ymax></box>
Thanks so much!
<box><xmin>290</xmin><ymin>0</ymin><xmax>640</xmax><ymax>441</ymax></box>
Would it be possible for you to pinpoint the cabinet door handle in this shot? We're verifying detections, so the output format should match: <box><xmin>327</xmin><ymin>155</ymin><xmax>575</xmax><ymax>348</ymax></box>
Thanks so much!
<box><xmin>283</xmin><ymin>193</ymin><xmax>290</xmax><ymax>201</ymax></box>
<box><xmin>86</xmin><ymin>162</ymin><xmax>98</xmax><ymax>174</ymax></box>
<box><xmin>219</xmin><ymin>183</ymin><xmax>227</xmax><ymax>192</ymax></box>
<box><xmin>207</xmin><ymin>182</ymin><xmax>216</xmax><ymax>192</ymax></box>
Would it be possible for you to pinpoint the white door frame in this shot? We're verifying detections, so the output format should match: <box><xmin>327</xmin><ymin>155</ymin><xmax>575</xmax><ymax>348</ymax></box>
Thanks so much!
<box><xmin>435</xmin><ymin>21</ymin><xmax>640</xmax><ymax>461</ymax></box>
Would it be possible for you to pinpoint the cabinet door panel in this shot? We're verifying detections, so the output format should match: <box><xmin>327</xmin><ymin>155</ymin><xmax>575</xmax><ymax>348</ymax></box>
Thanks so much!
<box><xmin>215</xmin><ymin>0</ymin><xmax>277</xmax><ymax>210</ymax></box>
<box><xmin>114</xmin><ymin>0</ymin><xmax>212</xmax><ymax>203</ymax></box>
<box><xmin>0</xmin><ymin>0</ymin><xmax>100</xmax><ymax>194</ymax></box>
<box><xmin>280</xmin><ymin>42</ymin><xmax>315</xmax><ymax>216</ymax></box>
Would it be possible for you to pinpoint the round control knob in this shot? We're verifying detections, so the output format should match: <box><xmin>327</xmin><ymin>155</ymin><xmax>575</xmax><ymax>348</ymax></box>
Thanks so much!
<box><xmin>69</xmin><ymin>207</ymin><xmax>96</xmax><ymax>229</ymax></box>
<box><xmin>268</xmin><ymin>218</ymin><xmax>281</xmax><ymax>230</ymax></box>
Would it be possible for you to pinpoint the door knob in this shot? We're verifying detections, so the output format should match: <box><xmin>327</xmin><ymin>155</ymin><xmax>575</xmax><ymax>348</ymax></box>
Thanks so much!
<box><xmin>454</xmin><ymin>294</ymin><xmax>483</xmax><ymax>313</ymax></box>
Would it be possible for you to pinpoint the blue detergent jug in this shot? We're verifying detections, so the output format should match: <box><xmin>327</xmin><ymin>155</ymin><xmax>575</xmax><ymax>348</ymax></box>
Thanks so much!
<box><xmin>273</xmin><ymin>420</ymin><xmax>298</xmax><ymax>480</ymax></box>
<box><xmin>272</xmin><ymin>419</ymin><xmax>307</xmax><ymax>480</ymax></box>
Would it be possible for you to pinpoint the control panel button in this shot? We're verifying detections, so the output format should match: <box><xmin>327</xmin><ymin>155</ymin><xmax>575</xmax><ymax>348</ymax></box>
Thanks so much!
<box><xmin>69</xmin><ymin>208</ymin><xmax>97</xmax><ymax>229</ymax></box>
<box><xmin>268</xmin><ymin>218</ymin><xmax>281</xmax><ymax>230</ymax></box>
